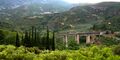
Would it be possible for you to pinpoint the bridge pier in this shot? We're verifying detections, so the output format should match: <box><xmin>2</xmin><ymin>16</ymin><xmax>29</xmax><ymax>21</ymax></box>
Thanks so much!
<box><xmin>91</xmin><ymin>35</ymin><xmax>96</xmax><ymax>43</ymax></box>
<box><xmin>86</xmin><ymin>35</ymin><xmax>91</xmax><ymax>44</ymax></box>
<box><xmin>75</xmin><ymin>34</ymin><xmax>80</xmax><ymax>44</ymax></box>
<box><xmin>64</xmin><ymin>35</ymin><xmax>68</xmax><ymax>47</ymax></box>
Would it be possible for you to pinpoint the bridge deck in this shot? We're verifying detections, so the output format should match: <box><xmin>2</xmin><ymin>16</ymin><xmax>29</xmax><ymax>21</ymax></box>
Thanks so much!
<box><xmin>58</xmin><ymin>32</ymin><xmax>104</xmax><ymax>36</ymax></box>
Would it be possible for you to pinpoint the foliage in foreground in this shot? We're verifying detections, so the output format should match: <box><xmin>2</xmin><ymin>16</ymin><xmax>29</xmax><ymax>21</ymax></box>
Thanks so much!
<box><xmin>0</xmin><ymin>45</ymin><xmax>120</xmax><ymax>60</ymax></box>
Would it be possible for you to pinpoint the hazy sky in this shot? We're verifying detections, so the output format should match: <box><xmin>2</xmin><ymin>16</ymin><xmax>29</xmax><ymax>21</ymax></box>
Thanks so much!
<box><xmin>64</xmin><ymin>0</ymin><xmax>120</xmax><ymax>3</ymax></box>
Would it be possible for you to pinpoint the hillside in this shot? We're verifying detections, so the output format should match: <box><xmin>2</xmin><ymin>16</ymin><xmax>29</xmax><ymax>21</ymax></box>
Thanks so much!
<box><xmin>1</xmin><ymin>2</ymin><xmax>120</xmax><ymax>32</ymax></box>
<box><xmin>0</xmin><ymin>0</ymin><xmax>75</xmax><ymax>31</ymax></box>
<box><xmin>47</xmin><ymin>2</ymin><xmax>120</xmax><ymax>32</ymax></box>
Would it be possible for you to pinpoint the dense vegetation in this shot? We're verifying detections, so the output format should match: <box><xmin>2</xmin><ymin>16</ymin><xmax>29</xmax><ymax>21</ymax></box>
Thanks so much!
<box><xmin>0</xmin><ymin>45</ymin><xmax>120</xmax><ymax>60</ymax></box>
<box><xmin>0</xmin><ymin>26</ymin><xmax>55</xmax><ymax>50</ymax></box>
<box><xmin>93</xmin><ymin>16</ymin><xmax>120</xmax><ymax>31</ymax></box>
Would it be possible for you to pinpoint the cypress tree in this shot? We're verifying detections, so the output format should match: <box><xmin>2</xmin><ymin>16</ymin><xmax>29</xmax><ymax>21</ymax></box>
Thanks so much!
<box><xmin>52</xmin><ymin>31</ymin><xmax>55</xmax><ymax>50</ymax></box>
<box><xmin>92</xmin><ymin>24</ymin><xmax>96</xmax><ymax>30</ymax></box>
<box><xmin>35</xmin><ymin>27</ymin><xmax>37</xmax><ymax>41</ymax></box>
<box><xmin>28</xmin><ymin>31</ymin><xmax>31</xmax><ymax>41</ymax></box>
<box><xmin>42</xmin><ymin>37</ymin><xmax>45</xmax><ymax>49</ymax></box>
<box><xmin>34</xmin><ymin>27</ymin><xmax>37</xmax><ymax>46</ymax></box>
<box><xmin>24</xmin><ymin>31</ymin><xmax>31</xmax><ymax>47</ymax></box>
<box><xmin>46</xmin><ymin>26</ymin><xmax>50</xmax><ymax>50</ymax></box>
<box><xmin>36</xmin><ymin>32</ymin><xmax>41</xmax><ymax>47</ymax></box>
<box><xmin>31</xmin><ymin>26</ymin><xmax>35</xmax><ymax>46</ymax></box>
<box><xmin>15</xmin><ymin>32</ymin><xmax>20</xmax><ymax>47</ymax></box>
<box><xmin>21</xmin><ymin>34</ymin><xmax>24</xmax><ymax>45</ymax></box>
<box><xmin>28</xmin><ymin>31</ymin><xmax>32</xmax><ymax>46</ymax></box>
<box><xmin>32</xmin><ymin>26</ymin><xmax>34</xmax><ymax>41</ymax></box>
<box><xmin>22</xmin><ymin>35</ymin><xmax>24</xmax><ymax>41</ymax></box>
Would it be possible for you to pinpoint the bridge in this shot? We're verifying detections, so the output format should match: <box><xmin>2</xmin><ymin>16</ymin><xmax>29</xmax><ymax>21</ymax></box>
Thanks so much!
<box><xmin>58</xmin><ymin>31</ymin><xmax>107</xmax><ymax>47</ymax></box>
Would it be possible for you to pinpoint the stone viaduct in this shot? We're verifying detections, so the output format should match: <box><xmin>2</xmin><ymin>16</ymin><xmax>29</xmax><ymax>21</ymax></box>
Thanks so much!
<box><xmin>58</xmin><ymin>31</ymin><xmax>106</xmax><ymax>47</ymax></box>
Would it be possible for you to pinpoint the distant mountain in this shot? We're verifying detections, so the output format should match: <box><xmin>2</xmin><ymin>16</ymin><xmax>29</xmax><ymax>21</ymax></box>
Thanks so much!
<box><xmin>0</xmin><ymin>0</ymin><xmax>73</xmax><ymax>11</ymax></box>
<box><xmin>0</xmin><ymin>0</ymin><xmax>75</xmax><ymax>30</ymax></box>
<box><xmin>1</xmin><ymin>2</ymin><xmax>120</xmax><ymax>31</ymax></box>
<box><xmin>0</xmin><ymin>0</ymin><xmax>74</xmax><ymax>18</ymax></box>
<box><xmin>46</xmin><ymin>2</ymin><xmax>120</xmax><ymax>31</ymax></box>
<box><xmin>0</xmin><ymin>0</ymin><xmax>27</xmax><ymax>10</ymax></box>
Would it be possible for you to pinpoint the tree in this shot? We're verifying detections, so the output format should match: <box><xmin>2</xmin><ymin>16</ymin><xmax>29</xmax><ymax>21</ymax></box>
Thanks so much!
<box><xmin>24</xmin><ymin>31</ymin><xmax>31</xmax><ymax>47</ymax></box>
<box><xmin>28</xmin><ymin>31</ymin><xmax>31</xmax><ymax>42</ymax></box>
<box><xmin>36</xmin><ymin>31</ymin><xmax>41</xmax><ymax>47</ymax></box>
<box><xmin>52</xmin><ymin>31</ymin><xmax>55</xmax><ymax>50</ymax></box>
<box><xmin>68</xmin><ymin>40</ymin><xmax>79</xmax><ymax>50</ymax></box>
<box><xmin>34</xmin><ymin>27</ymin><xmax>37</xmax><ymax>46</ymax></box>
<box><xmin>32</xmin><ymin>26</ymin><xmax>34</xmax><ymax>41</ymax></box>
<box><xmin>46</xmin><ymin>26</ymin><xmax>50</xmax><ymax>50</ymax></box>
<box><xmin>0</xmin><ymin>30</ymin><xmax>5</xmax><ymax>44</ymax></box>
<box><xmin>35</xmin><ymin>27</ymin><xmax>37</xmax><ymax>41</ymax></box>
<box><xmin>92</xmin><ymin>24</ymin><xmax>97</xmax><ymax>30</ymax></box>
<box><xmin>15</xmin><ymin>32</ymin><xmax>20</xmax><ymax>47</ymax></box>
<box><xmin>21</xmin><ymin>34</ymin><xmax>24</xmax><ymax>45</ymax></box>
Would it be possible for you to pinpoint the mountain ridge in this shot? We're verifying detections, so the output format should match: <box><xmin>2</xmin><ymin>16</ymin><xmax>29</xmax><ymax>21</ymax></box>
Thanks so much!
<box><xmin>0</xmin><ymin>2</ymin><xmax>120</xmax><ymax>31</ymax></box>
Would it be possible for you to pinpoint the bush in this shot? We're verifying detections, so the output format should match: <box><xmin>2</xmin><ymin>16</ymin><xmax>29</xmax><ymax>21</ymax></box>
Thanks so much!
<box><xmin>99</xmin><ymin>36</ymin><xmax>120</xmax><ymax>46</ymax></box>
<box><xmin>68</xmin><ymin>40</ymin><xmax>79</xmax><ymax>50</ymax></box>
<box><xmin>0</xmin><ymin>30</ymin><xmax>5</xmax><ymax>43</ymax></box>
<box><xmin>113</xmin><ymin>45</ymin><xmax>120</xmax><ymax>55</ymax></box>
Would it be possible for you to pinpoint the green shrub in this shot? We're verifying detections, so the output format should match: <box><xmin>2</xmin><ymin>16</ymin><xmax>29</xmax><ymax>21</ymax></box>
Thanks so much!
<box><xmin>0</xmin><ymin>45</ymin><xmax>119</xmax><ymax>60</ymax></box>
<box><xmin>68</xmin><ymin>39</ymin><xmax>79</xmax><ymax>50</ymax></box>
<box><xmin>113</xmin><ymin>45</ymin><xmax>120</xmax><ymax>55</ymax></box>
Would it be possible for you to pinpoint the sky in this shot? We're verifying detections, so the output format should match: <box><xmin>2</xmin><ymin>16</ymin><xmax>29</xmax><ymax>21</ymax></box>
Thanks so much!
<box><xmin>63</xmin><ymin>0</ymin><xmax>120</xmax><ymax>3</ymax></box>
